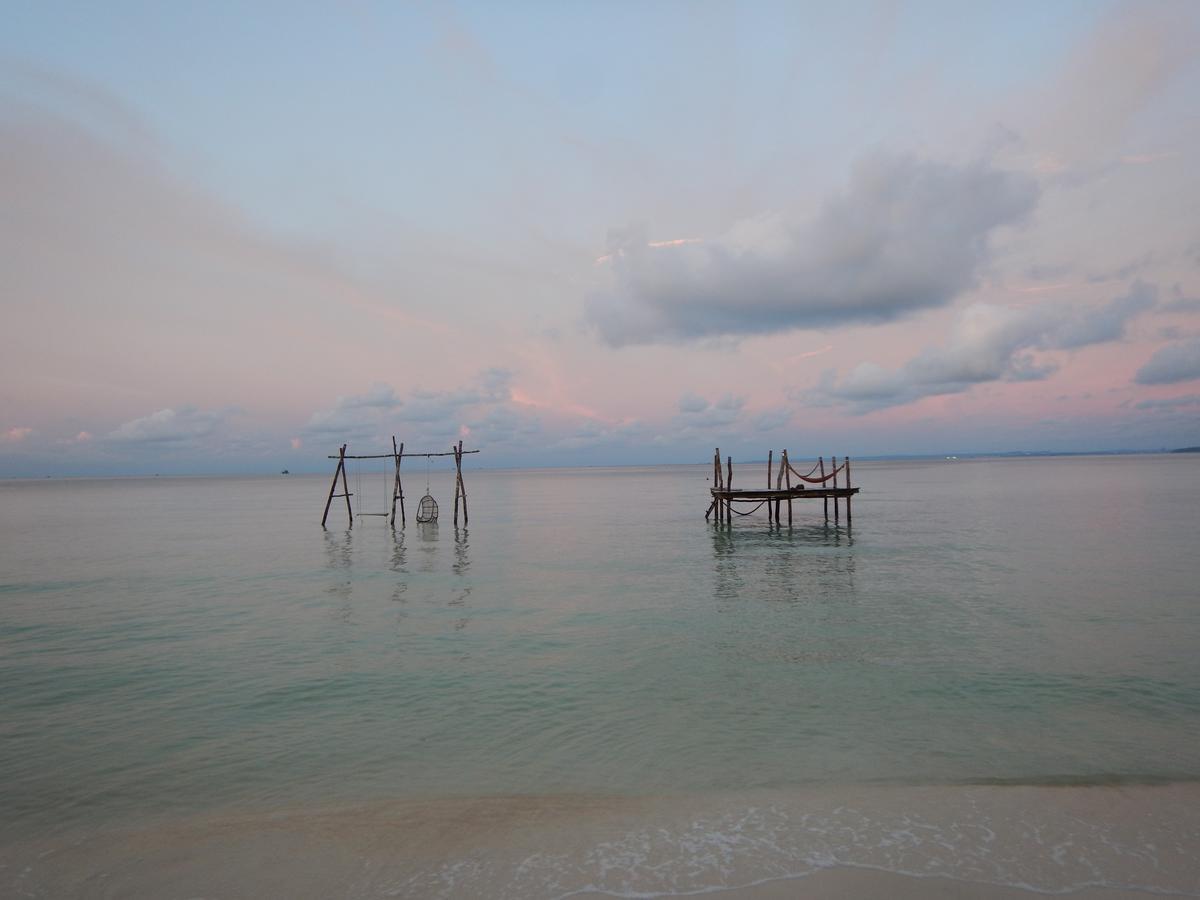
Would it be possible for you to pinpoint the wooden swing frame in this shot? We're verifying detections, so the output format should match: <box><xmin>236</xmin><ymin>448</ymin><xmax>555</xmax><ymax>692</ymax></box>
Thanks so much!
<box><xmin>321</xmin><ymin>438</ymin><xmax>478</xmax><ymax>529</ymax></box>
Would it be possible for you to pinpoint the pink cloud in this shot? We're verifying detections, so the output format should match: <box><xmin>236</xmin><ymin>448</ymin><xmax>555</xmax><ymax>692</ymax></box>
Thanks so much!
<box><xmin>2</xmin><ymin>426</ymin><xmax>34</xmax><ymax>443</ymax></box>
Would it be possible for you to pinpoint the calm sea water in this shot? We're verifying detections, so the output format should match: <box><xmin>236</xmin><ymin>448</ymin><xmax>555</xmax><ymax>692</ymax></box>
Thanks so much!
<box><xmin>2</xmin><ymin>456</ymin><xmax>1199</xmax><ymax>854</ymax></box>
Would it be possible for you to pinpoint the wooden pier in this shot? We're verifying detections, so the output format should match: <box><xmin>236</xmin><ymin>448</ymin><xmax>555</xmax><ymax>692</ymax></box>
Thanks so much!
<box><xmin>706</xmin><ymin>447</ymin><xmax>859</xmax><ymax>525</ymax></box>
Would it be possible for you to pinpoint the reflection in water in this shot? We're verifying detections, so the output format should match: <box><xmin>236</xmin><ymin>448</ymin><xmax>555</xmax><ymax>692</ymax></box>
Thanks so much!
<box><xmin>710</xmin><ymin>523</ymin><xmax>866</xmax><ymax>668</ymax></box>
<box><xmin>451</xmin><ymin>529</ymin><xmax>472</xmax><ymax>639</ymax></box>
<box><xmin>710</xmin><ymin>523</ymin><xmax>857</xmax><ymax>605</ymax></box>
<box><xmin>415</xmin><ymin>522</ymin><xmax>439</xmax><ymax>572</ymax></box>
<box><xmin>323</xmin><ymin>528</ymin><xmax>354</xmax><ymax>622</ymax></box>
<box><xmin>453</xmin><ymin>527</ymin><xmax>470</xmax><ymax>576</ymax></box>
<box><xmin>390</xmin><ymin>530</ymin><xmax>408</xmax><ymax>612</ymax></box>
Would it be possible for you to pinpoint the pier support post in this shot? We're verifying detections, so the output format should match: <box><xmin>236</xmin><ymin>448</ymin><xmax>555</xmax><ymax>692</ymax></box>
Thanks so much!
<box><xmin>726</xmin><ymin>455</ymin><xmax>733</xmax><ymax>523</ymax></box>
<box><xmin>832</xmin><ymin>456</ymin><xmax>839</xmax><ymax>523</ymax></box>
<box><xmin>783</xmin><ymin>449</ymin><xmax>792</xmax><ymax>527</ymax></box>
<box><xmin>820</xmin><ymin>457</ymin><xmax>827</xmax><ymax>522</ymax></box>
<box><xmin>845</xmin><ymin>456</ymin><xmax>852</xmax><ymax>524</ymax></box>
<box><xmin>767</xmin><ymin>450</ymin><xmax>774</xmax><ymax>524</ymax></box>
<box><xmin>713</xmin><ymin>448</ymin><xmax>723</xmax><ymax>524</ymax></box>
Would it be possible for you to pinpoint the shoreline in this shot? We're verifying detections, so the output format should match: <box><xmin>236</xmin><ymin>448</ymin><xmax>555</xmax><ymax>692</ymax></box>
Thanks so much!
<box><xmin>5</xmin><ymin>782</ymin><xmax>1199</xmax><ymax>898</ymax></box>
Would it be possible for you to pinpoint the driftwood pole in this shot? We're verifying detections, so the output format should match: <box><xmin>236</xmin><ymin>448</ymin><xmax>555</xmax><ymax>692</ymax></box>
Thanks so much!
<box><xmin>455</xmin><ymin>439</ymin><xmax>468</xmax><ymax>526</ymax></box>
<box><xmin>705</xmin><ymin>448</ymin><xmax>716</xmax><ymax>521</ymax></box>
<box><xmin>845</xmin><ymin>456</ymin><xmax>852</xmax><ymax>524</ymax></box>
<box><xmin>783</xmin><ymin>449</ymin><xmax>792</xmax><ymax>526</ymax></box>
<box><xmin>390</xmin><ymin>437</ymin><xmax>406</xmax><ymax>527</ymax></box>
<box><xmin>720</xmin><ymin>458</ymin><xmax>729</xmax><ymax>520</ymax></box>
<box><xmin>767</xmin><ymin>450</ymin><xmax>774</xmax><ymax>523</ymax></box>
<box><xmin>340</xmin><ymin>445</ymin><xmax>354</xmax><ymax>526</ymax></box>
<box><xmin>832</xmin><ymin>456</ymin><xmax>840</xmax><ymax>523</ymax></box>
<box><xmin>452</xmin><ymin>444</ymin><xmax>460</xmax><ymax>526</ymax></box>
<box><xmin>774</xmin><ymin>451</ymin><xmax>784</xmax><ymax>522</ymax></box>
<box><xmin>819</xmin><ymin>457</ymin><xmax>827</xmax><ymax>522</ymax></box>
<box><xmin>714</xmin><ymin>448</ymin><xmax>723</xmax><ymax>524</ymax></box>
<box><xmin>321</xmin><ymin>443</ymin><xmax>348</xmax><ymax>527</ymax></box>
<box><xmin>704</xmin><ymin>449</ymin><xmax>716</xmax><ymax>521</ymax></box>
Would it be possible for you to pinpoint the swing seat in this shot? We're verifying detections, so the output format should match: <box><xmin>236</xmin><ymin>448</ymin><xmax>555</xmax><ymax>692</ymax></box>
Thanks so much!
<box><xmin>416</xmin><ymin>493</ymin><xmax>438</xmax><ymax>523</ymax></box>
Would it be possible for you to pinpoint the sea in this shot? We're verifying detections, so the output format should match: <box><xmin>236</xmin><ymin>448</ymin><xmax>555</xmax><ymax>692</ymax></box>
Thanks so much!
<box><xmin>2</xmin><ymin>455</ymin><xmax>1199</xmax><ymax>897</ymax></box>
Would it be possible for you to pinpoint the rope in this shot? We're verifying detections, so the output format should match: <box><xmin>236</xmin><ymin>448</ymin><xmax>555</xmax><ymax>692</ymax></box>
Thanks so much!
<box><xmin>787</xmin><ymin>459</ymin><xmax>847</xmax><ymax>484</ymax></box>
<box><xmin>728</xmin><ymin>500</ymin><xmax>769</xmax><ymax>516</ymax></box>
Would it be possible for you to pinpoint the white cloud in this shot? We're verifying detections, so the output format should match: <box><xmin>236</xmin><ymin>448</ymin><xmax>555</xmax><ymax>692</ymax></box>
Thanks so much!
<box><xmin>105</xmin><ymin>407</ymin><xmax>229</xmax><ymax>444</ymax></box>
<box><xmin>303</xmin><ymin>370</ymin><xmax>525</xmax><ymax>451</ymax></box>
<box><xmin>586</xmin><ymin>153</ymin><xmax>1038</xmax><ymax>345</ymax></box>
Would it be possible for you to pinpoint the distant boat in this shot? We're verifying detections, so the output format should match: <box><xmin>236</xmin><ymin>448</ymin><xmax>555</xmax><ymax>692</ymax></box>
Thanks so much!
<box><xmin>281</xmin><ymin>469</ymin><xmax>290</xmax><ymax>475</ymax></box>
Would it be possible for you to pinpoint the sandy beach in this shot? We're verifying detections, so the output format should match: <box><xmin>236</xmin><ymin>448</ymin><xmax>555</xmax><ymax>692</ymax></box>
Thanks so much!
<box><xmin>5</xmin><ymin>782</ymin><xmax>1198</xmax><ymax>898</ymax></box>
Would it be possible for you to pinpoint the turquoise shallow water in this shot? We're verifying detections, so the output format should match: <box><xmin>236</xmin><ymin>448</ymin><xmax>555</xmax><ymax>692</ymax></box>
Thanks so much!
<box><xmin>2</xmin><ymin>456</ymin><xmax>1199</xmax><ymax>845</ymax></box>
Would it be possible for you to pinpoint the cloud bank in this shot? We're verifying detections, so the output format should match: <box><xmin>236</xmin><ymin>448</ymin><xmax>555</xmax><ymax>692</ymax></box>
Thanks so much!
<box><xmin>819</xmin><ymin>282</ymin><xmax>1158</xmax><ymax>412</ymax></box>
<box><xmin>586</xmin><ymin>154</ymin><xmax>1039</xmax><ymax>346</ymax></box>
<box><xmin>1135</xmin><ymin>339</ymin><xmax>1200</xmax><ymax>385</ymax></box>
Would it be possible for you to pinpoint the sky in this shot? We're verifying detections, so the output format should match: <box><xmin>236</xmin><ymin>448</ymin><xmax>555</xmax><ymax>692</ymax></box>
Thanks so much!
<box><xmin>2</xmin><ymin>0</ymin><xmax>1199</xmax><ymax>476</ymax></box>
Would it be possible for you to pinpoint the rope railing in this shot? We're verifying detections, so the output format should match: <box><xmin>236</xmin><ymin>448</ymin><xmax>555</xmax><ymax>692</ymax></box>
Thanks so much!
<box><xmin>728</xmin><ymin>499</ymin><xmax>769</xmax><ymax>517</ymax></box>
<box><xmin>786</xmin><ymin>458</ymin><xmax>848</xmax><ymax>484</ymax></box>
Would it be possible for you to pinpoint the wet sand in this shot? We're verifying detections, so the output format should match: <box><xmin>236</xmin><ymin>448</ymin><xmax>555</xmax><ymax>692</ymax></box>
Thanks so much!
<box><xmin>4</xmin><ymin>783</ymin><xmax>1198</xmax><ymax>898</ymax></box>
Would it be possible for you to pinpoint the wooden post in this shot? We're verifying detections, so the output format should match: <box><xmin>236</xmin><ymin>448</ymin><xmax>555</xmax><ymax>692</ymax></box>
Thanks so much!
<box><xmin>845</xmin><ymin>456</ymin><xmax>852</xmax><ymax>524</ymax></box>
<box><xmin>767</xmin><ymin>450</ymin><xmax>774</xmax><ymax>523</ymax></box>
<box><xmin>340</xmin><ymin>446</ymin><xmax>352</xmax><ymax>528</ymax></box>
<box><xmin>321</xmin><ymin>444</ymin><xmax>347</xmax><ymax>527</ymax></box>
<box><xmin>774</xmin><ymin>450</ymin><xmax>785</xmax><ymax>522</ymax></box>
<box><xmin>783</xmin><ymin>449</ymin><xmax>792</xmax><ymax>526</ymax></box>
<box><xmin>820</xmin><ymin>456</ymin><xmax>827</xmax><ymax>522</ymax></box>
<box><xmin>726</xmin><ymin>455</ymin><xmax>733</xmax><ymax>522</ymax></box>
<box><xmin>714</xmin><ymin>448</ymin><xmax>723</xmax><ymax>524</ymax></box>
<box><xmin>457</xmin><ymin>439</ymin><xmax>468</xmax><ymax>526</ymax></box>
<box><xmin>390</xmin><ymin>437</ymin><xmax>406</xmax><ymax>527</ymax></box>
<box><xmin>832</xmin><ymin>455</ymin><xmax>839</xmax><ymax>523</ymax></box>
<box><xmin>453</xmin><ymin>443</ymin><xmax>460</xmax><ymax>526</ymax></box>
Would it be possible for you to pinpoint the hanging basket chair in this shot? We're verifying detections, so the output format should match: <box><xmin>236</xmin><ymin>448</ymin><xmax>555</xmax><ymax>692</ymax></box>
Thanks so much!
<box><xmin>416</xmin><ymin>493</ymin><xmax>439</xmax><ymax>523</ymax></box>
